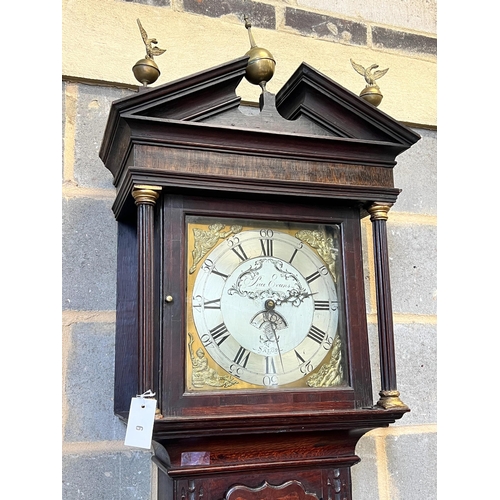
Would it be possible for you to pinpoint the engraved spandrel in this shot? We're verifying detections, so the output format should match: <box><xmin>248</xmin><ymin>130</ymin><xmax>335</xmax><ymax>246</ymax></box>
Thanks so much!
<box><xmin>295</xmin><ymin>230</ymin><xmax>338</xmax><ymax>282</ymax></box>
<box><xmin>188</xmin><ymin>333</ymin><xmax>239</xmax><ymax>388</ymax></box>
<box><xmin>189</xmin><ymin>224</ymin><xmax>242</xmax><ymax>274</ymax></box>
<box><xmin>306</xmin><ymin>334</ymin><xmax>344</xmax><ymax>387</ymax></box>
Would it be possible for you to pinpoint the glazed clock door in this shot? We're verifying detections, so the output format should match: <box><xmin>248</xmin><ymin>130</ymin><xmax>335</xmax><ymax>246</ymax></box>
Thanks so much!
<box><xmin>159</xmin><ymin>193</ymin><xmax>373</xmax><ymax>421</ymax></box>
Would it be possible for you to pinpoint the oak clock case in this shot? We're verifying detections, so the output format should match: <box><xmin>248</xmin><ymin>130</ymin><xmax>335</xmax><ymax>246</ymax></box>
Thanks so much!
<box><xmin>186</xmin><ymin>216</ymin><xmax>345</xmax><ymax>391</ymax></box>
<box><xmin>99</xmin><ymin>54</ymin><xmax>421</xmax><ymax>500</ymax></box>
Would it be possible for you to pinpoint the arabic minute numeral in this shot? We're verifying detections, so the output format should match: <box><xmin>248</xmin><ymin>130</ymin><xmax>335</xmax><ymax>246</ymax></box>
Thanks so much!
<box><xmin>200</xmin><ymin>333</ymin><xmax>213</xmax><ymax>347</ymax></box>
<box><xmin>300</xmin><ymin>361</ymin><xmax>314</xmax><ymax>374</ymax></box>
<box><xmin>295</xmin><ymin>350</ymin><xmax>314</xmax><ymax>373</ymax></box>
<box><xmin>226</xmin><ymin>235</ymin><xmax>240</xmax><ymax>247</ymax></box>
<box><xmin>263</xmin><ymin>374</ymin><xmax>279</xmax><ymax>386</ymax></box>
<box><xmin>229</xmin><ymin>364</ymin><xmax>242</xmax><ymax>378</ymax></box>
<box><xmin>192</xmin><ymin>295</ymin><xmax>203</xmax><ymax>311</ymax></box>
<box><xmin>202</xmin><ymin>258</ymin><xmax>214</xmax><ymax>272</ymax></box>
<box><xmin>227</xmin><ymin>236</ymin><xmax>248</xmax><ymax>261</ymax></box>
<box><xmin>260</xmin><ymin>229</ymin><xmax>274</xmax><ymax>238</ymax></box>
<box><xmin>323</xmin><ymin>335</ymin><xmax>334</xmax><ymax>350</ymax></box>
<box><xmin>203</xmin><ymin>258</ymin><xmax>229</xmax><ymax>280</ymax></box>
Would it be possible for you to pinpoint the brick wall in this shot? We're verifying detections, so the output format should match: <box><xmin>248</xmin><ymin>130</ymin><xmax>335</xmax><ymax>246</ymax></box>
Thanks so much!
<box><xmin>62</xmin><ymin>1</ymin><xmax>437</xmax><ymax>499</ymax></box>
<box><xmin>183</xmin><ymin>0</ymin><xmax>436</xmax><ymax>55</ymax></box>
<box><xmin>120</xmin><ymin>0</ymin><xmax>436</xmax><ymax>56</ymax></box>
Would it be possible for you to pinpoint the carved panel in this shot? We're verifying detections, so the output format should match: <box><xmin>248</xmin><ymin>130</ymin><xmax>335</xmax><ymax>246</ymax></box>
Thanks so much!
<box><xmin>225</xmin><ymin>480</ymin><xmax>319</xmax><ymax>500</ymax></box>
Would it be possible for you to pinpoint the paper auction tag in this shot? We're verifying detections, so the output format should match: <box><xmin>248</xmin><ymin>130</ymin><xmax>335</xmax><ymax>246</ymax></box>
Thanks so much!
<box><xmin>124</xmin><ymin>396</ymin><xmax>157</xmax><ymax>449</ymax></box>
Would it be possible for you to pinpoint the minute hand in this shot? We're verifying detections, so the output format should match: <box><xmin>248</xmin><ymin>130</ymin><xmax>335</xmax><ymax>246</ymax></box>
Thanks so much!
<box><xmin>269</xmin><ymin>321</ymin><xmax>284</xmax><ymax>372</ymax></box>
<box><xmin>264</xmin><ymin>299</ymin><xmax>285</xmax><ymax>371</ymax></box>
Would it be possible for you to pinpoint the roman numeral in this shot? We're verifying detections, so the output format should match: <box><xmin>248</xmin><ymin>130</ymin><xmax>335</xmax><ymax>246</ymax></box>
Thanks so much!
<box><xmin>265</xmin><ymin>356</ymin><xmax>277</xmax><ymax>374</ymax></box>
<box><xmin>306</xmin><ymin>270</ymin><xmax>321</xmax><ymax>283</ymax></box>
<box><xmin>210</xmin><ymin>323</ymin><xmax>230</xmax><ymax>345</ymax></box>
<box><xmin>307</xmin><ymin>325</ymin><xmax>326</xmax><ymax>344</ymax></box>
<box><xmin>314</xmin><ymin>300</ymin><xmax>330</xmax><ymax>310</ymax></box>
<box><xmin>231</xmin><ymin>244</ymin><xmax>248</xmax><ymax>261</ymax></box>
<box><xmin>289</xmin><ymin>248</ymin><xmax>299</xmax><ymax>264</ymax></box>
<box><xmin>203</xmin><ymin>298</ymin><xmax>221</xmax><ymax>309</ymax></box>
<box><xmin>233</xmin><ymin>346</ymin><xmax>250</xmax><ymax>368</ymax></box>
<box><xmin>260</xmin><ymin>238</ymin><xmax>273</xmax><ymax>256</ymax></box>
<box><xmin>211</xmin><ymin>268</ymin><xmax>229</xmax><ymax>280</ymax></box>
<box><xmin>295</xmin><ymin>350</ymin><xmax>306</xmax><ymax>364</ymax></box>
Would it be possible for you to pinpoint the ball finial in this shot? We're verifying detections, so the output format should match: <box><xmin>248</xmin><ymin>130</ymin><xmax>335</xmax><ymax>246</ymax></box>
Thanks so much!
<box><xmin>243</xmin><ymin>16</ymin><xmax>276</xmax><ymax>92</ymax></box>
<box><xmin>132</xmin><ymin>19</ymin><xmax>166</xmax><ymax>88</ymax></box>
<box><xmin>350</xmin><ymin>59</ymin><xmax>389</xmax><ymax>107</ymax></box>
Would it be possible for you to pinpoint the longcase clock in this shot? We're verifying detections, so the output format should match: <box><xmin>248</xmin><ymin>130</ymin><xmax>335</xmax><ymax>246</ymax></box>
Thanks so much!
<box><xmin>99</xmin><ymin>55</ymin><xmax>420</xmax><ymax>500</ymax></box>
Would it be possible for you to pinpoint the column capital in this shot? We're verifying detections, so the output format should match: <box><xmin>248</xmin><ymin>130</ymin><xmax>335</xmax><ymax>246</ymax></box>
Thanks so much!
<box><xmin>367</xmin><ymin>202</ymin><xmax>393</xmax><ymax>221</ymax></box>
<box><xmin>132</xmin><ymin>185</ymin><xmax>162</xmax><ymax>206</ymax></box>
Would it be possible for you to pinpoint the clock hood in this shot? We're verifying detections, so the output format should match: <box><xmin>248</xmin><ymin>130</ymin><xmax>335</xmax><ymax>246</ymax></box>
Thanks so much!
<box><xmin>99</xmin><ymin>56</ymin><xmax>420</xmax><ymax>218</ymax></box>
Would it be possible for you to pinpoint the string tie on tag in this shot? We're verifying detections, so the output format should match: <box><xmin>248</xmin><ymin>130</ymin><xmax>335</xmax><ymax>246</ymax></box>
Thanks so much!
<box><xmin>137</xmin><ymin>389</ymin><xmax>156</xmax><ymax>398</ymax></box>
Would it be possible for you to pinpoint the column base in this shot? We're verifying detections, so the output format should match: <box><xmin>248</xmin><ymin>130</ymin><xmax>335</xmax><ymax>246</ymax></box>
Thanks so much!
<box><xmin>376</xmin><ymin>390</ymin><xmax>409</xmax><ymax>410</ymax></box>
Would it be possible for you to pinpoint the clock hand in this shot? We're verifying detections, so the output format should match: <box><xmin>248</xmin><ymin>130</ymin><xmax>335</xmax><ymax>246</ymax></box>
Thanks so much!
<box><xmin>270</xmin><ymin>321</ymin><xmax>284</xmax><ymax>373</ymax></box>
<box><xmin>278</xmin><ymin>290</ymin><xmax>317</xmax><ymax>307</ymax></box>
<box><xmin>265</xmin><ymin>299</ymin><xmax>285</xmax><ymax>372</ymax></box>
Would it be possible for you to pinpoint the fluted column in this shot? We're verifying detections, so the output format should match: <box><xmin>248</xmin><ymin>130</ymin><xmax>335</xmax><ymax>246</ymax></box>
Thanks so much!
<box><xmin>367</xmin><ymin>202</ymin><xmax>408</xmax><ymax>410</ymax></box>
<box><xmin>132</xmin><ymin>184</ymin><xmax>161</xmax><ymax>395</ymax></box>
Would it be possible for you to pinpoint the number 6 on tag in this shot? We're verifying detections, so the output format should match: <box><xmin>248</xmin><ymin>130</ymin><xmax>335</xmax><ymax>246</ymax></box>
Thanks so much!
<box><xmin>124</xmin><ymin>397</ymin><xmax>157</xmax><ymax>449</ymax></box>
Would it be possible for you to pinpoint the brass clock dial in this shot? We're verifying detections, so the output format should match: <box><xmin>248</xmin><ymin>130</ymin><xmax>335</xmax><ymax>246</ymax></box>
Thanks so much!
<box><xmin>186</xmin><ymin>217</ymin><xmax>345</xmax><ymax>391</ymax></box>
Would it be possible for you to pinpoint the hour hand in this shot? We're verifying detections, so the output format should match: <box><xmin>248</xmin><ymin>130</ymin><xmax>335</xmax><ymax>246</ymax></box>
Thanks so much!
<box><xmin>279</xmin><ymin>289</ymin><xmax>317</xmax><ymax>307</ymax></box>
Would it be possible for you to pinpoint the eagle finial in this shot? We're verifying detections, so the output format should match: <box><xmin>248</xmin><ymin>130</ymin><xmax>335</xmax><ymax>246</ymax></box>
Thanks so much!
<box><xmin>350</xmin><ymin>59</ymin><xmax>389</xmax><ymax>86</ymax></box>
<box><xmin>350</xmin><ymin>59</ymin><xmax>389</xmax><ymax>107</ymax></box>
<box><xmin>132</xmin><ymin>19</ymin><xmax>166</xmax><ymax>89</ymax></box>
<box><xmin>137</xmin><ymin>19</ymin><xmax>166</xmax><ymax>60</ymax></box>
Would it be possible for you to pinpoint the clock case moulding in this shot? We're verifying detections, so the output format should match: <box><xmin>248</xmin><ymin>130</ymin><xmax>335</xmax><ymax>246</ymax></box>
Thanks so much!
<box><xmin>99</xmin><ymin>55</ymin><xmax>421</xmax><ymax>495</ymax></box>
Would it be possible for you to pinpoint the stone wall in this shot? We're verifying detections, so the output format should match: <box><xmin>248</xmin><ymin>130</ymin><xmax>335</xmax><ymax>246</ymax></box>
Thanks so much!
<box><xmin>62</xmin><ymin>1</ymin><xmax>437</xmax><ymax>498</ymax></box>
<box><xmin>62</xmin><ymin>0</ymin><xmax>436</xmax><ymax>126</ymax></box>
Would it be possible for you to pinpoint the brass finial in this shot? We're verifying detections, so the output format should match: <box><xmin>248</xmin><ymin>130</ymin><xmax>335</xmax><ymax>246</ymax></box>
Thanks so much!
<box><xmin>132</xmin><ymin>19</ymin><xmax>166</xmax><ymax>88</ymax></box>
<box><xmin>350</xmin><ymin>59</ymin><xmax>389</xmax><ymax>107</ymax></box>
<box><xmin>243</xmin><ymin>16</ymin><xmax>276</xmax><ymax>92</ymax></box>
